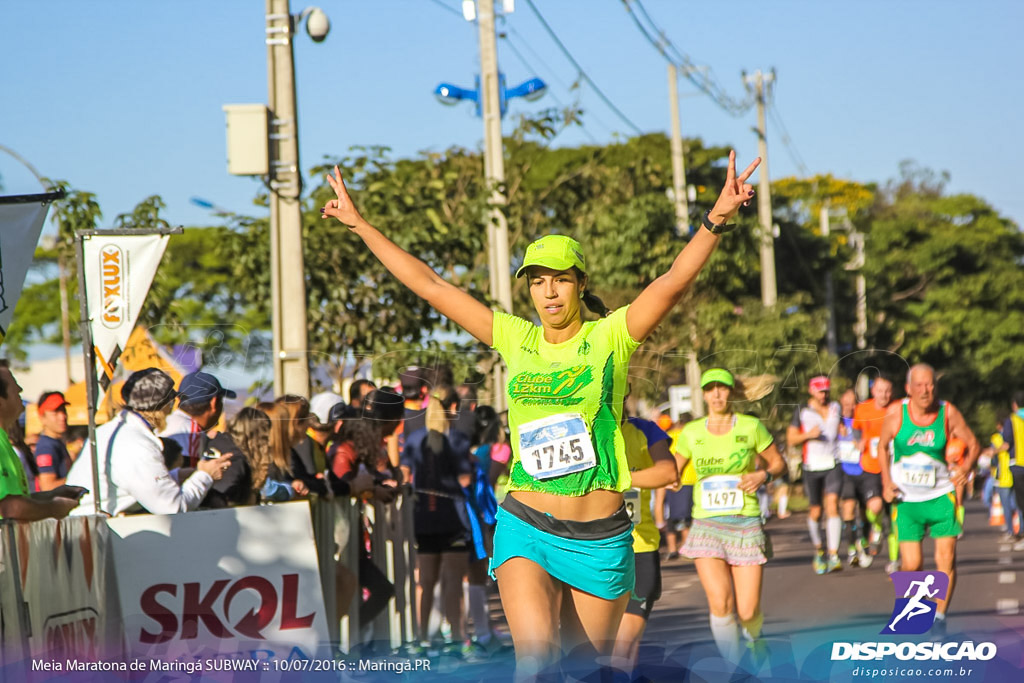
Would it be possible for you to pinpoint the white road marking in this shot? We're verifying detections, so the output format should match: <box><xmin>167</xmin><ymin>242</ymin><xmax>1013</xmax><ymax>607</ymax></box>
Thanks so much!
<box><xmin>996</xmin><ymin>599</ymin><xmax>1019</xmax><ymax>615</ymax></box>
<box><xmin>998</xmin><ymin>572</ymin><xmax>1016</xmax><ymax>584</ymax></box>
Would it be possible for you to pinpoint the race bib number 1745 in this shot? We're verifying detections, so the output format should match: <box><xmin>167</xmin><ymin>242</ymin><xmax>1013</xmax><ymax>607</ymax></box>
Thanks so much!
<box><xmin>518</xmin><ymin>413</ymin><xmax>598</xmax><ymax>480</ymax></box>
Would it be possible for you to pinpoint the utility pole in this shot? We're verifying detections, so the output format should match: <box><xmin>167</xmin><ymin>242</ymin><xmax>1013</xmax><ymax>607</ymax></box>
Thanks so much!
<box><xmin>850</xmin><ymin>229</ymin><xmax>867</xmax><ymax>351</ymax></box>
<box><xmin>745</xmin><ymin>70</ymin><xmax>777</xmax><ymax>307</ymax></box>
<box><xmin>667</xmin><ymin>64</ymin><xmax>703</xmax><ymax>416</ymax></box>
<box><xmin>266</xmin><ymin>0</ymin><xmax>311</xmax><ymax>397</ymax></box>
<box><xmin>821</xmin><ymin>202</ymin><xmax>838</xmax><ymax>356</ymax></box>
<box><xmin>667</xmin><ymin>64</ymin><xmax>690</xmax><ymax>234</ymax></box>
<box><xmin>478</xmin><ymin>0</ymin><xmax>512</xmax><ymax>411</ymax></box>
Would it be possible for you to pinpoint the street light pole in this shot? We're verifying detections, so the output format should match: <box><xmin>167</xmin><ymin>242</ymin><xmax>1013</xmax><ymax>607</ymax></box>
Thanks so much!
<box><xmin>266</xmin><ymin>0</ymin><xmax>310</xmax><ymax>397</ymax></box>
<box><xmin>478</xmin><ymin>0</ymin><xmax>512</xmax><ymax>411</ymax></box>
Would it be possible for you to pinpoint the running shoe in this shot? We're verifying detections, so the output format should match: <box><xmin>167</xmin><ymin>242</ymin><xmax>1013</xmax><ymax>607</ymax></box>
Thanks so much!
<box><xmin>1013</xmin><ymin>538</ymin><xmax>1024</xmax><ymax>552</ymax></box>
<box><xmin>459</xmin><ymin>641</ymin><xmax>489</xmax><ymax>663</ymax></box>
<box><xmin>666</xmin><ymin>551</ymin><xmax>680</xmax><ymax>561</ymax></box>
<box><xmin>858</xmin><ymin>548</ymin><xmax>874</xmax><ymax>569</ymax></box>
<box><xmin>930</xmin><ymin>616</ymin><xmax>948</xmax><ymax>641</ymax></box>
<box><xmin>826</xmin><ymin>554</ymin><xmax>843</xmax><ymax>573</ymax></box>
<box><xmin>847</xmin><ymin>548</ymin><xmax>859</xmax><ymax>567</ymax></box>
<box><xmin>999</xmin><ymin>533</ymin><xmax>1017</xmax><ymax>543</ymax></box>
<box><xmin>813</xmin><ymin>552</ymin><xmax>827</xmax><ymax>575</ymax></box>
<box><xmin>742</xmin><ymin>637</ymin><xmax>770</xmax><ymax>671</ymax></box>
<box><xmin>885</xmin><ymin>560</ymin><xmax>900</xmax><ymax>575</ymax></box>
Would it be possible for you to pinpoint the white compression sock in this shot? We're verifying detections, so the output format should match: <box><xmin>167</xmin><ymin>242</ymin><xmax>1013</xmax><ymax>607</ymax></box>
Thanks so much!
<box><xmin>709</xmin><ymin>613</ymin><xmax>742</xmax><ymax>663</ymax></box>
<box><xmin>778</xmin><ymin>493</ymin><xmax>789</xmax><ymax>515</ymax></box>
<box><xmin>826</xmin><ymin>516</ymin><xmax>842</xmax><ymax>555</ymax></box>
<box><xmin>468</xmin><ymin>585</ymin><xmax>491</xmax><ymax>642</ymax></box>
<box><xmin>807</xmin><ymin>517</ymin><xmax>822</xmax><ymax>549</ymax></box>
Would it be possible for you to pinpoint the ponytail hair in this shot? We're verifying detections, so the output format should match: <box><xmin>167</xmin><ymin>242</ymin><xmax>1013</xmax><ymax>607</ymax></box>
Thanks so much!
<box><xmin>571</xmin><ymin>266</ymin><xmax>610</xmax><ymax>318</ymax></box>
<box><xmin>425</xmin><ymin>384</ymin><xmax>460</xmax><ymax>435</ymax></box>
<box><xmin>582</xmin><ymin>290</ymin><xmax>611</xmax><ymax>318</ymax></box>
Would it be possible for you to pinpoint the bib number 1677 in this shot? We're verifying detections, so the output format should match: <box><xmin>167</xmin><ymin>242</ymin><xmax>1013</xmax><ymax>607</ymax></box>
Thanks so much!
<box><xmin>530</xmin><ymin>438</ymin><xmax>586</xmax><ymax>471</ymax></box>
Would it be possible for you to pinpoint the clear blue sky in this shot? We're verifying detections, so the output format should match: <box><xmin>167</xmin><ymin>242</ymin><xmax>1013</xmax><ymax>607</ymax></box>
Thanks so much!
<box><xmin>3</xmin><ymin>0</ymin><xmax>1022</xmax><ymax>231</ymax></box>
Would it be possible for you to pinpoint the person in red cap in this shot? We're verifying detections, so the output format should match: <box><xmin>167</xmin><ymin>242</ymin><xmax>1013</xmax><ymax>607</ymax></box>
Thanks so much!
<box><xmin>34</xmin><ymin>391</ymin><xmax>72</xmax><ymax>491</ymax></box>
<box><xmin>787</xmin><ymin>375</ymin><xmax>844</xmax><ymax>574</ymax></box>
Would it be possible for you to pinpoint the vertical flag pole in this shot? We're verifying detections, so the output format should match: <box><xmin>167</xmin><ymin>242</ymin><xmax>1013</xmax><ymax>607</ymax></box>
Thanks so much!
<box><xmin>74</xmin><ymin>232</ymin><xmax>104</xmax><ymax>515</ymax></box>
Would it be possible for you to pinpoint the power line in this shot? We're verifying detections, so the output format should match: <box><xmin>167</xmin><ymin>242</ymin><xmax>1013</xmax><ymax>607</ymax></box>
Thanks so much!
<box><xmin>768</xmin><ymin>101</ymin><xmax>809</xmax><ymax>177</ymax></box>
<box><xmin>500</xmin><ymin>33</ymin><xmax>600</xmax><ymax>143</ymax></box>
<box><xmin>620</xmin><ymin>0</ymin><xmax>753</xmax><ymax>117</ymax></box>
<box><xmin>521</xmin><ymin>0</ymin><xmax>643</xmax><ymax>135</ymax></box>
<box><xmin>424</xmin><ymin>0</ymin><xmax>464</xmax><ymax>19</ymax></box>
<box><xmin>502</xmin><ymin>26</ymin><xmax>615</xmax><ymax>138</ymax></box>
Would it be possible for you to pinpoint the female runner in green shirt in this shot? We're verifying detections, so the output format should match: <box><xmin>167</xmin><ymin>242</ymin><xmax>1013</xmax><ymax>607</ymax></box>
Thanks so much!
<box><xmin>673</xmin><ymin>368</ymin><xmax>785</xmax><ymax>665</ymax></box>
<box><xmin>321</xmin><ymin>152</ymin><xmax>760</xmax><ymax>676</ymax></box>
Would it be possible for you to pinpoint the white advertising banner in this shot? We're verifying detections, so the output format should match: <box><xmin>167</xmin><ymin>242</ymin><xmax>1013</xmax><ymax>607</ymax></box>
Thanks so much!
<box><xmin>81</xmin><ymin>232</ymin><xmax>168</xmax><ymax>389</ymax></box>
<box><xmin>0</xmin><ymin>197</ymin><xmax>52</xmax><ymax>345</ymax></box>
<box><xmin>107</xmin><ymin>502</ymin><xmax>331</xmax><ymax>665</ymax></box>
<box><xmin>13</xmin><ymin>516</ymin><xmax>122</xmax><ymax>662</ymax></box>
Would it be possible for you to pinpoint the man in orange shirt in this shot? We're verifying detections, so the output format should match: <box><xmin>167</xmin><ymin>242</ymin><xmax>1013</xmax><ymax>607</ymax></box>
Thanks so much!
<box><xmin>852</xmin><ymin>376</ymin><xmax>898</xmax><ymax>573</ymax></box>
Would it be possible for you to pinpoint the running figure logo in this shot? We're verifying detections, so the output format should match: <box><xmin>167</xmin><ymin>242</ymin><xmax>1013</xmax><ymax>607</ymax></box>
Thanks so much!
<box><xmin>881</xmin><ymin>571</ymin><xmax>949</xmax><ymax>635</ymax></box>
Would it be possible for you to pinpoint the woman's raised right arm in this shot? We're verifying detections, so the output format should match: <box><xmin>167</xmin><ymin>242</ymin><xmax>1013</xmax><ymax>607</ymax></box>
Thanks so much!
<box><xmin>322</xmin><ymin>166</ymin><xmax>494</xmax><ymax>346</ymax></box>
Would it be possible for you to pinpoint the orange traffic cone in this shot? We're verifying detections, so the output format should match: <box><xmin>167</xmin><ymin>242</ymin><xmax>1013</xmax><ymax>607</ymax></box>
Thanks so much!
<box><xmin>991</xmin><ymin>494</ymin><xmax>1006</xmax><ymax>527</ymax></box>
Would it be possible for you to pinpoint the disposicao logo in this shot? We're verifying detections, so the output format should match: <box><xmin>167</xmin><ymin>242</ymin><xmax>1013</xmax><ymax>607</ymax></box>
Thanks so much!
<box><xmin>830</xmin><ymin>571</ymin><xmax>997</xmax><ymax>663</ymax></box>
<box><xmin>882</xmin><ymin>571</ymin><xmax>948</xmax><ymax>635</ymax></box>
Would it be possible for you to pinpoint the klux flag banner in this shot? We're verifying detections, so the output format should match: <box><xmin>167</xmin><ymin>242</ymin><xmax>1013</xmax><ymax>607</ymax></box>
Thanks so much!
<box><xmin>82</xmin><ymin>233</ymin><xmax>169</xmax><ymax>389</ymax></box>
<box><xmin>0</xmin><ymin>193</ymin><xmax>61</xmax><ymax>345</ymax></box>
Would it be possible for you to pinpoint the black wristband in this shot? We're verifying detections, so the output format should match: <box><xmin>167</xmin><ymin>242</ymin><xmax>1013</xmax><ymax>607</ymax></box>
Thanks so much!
<box><xmin>763</xmin><ymin>470</ymin><xmax>774</xmax><ymax>484</ymax></box>
<box><xmin>702</xmin><ymin>209</ymin><xmax>736</xmax><ymax>235</ymax></box>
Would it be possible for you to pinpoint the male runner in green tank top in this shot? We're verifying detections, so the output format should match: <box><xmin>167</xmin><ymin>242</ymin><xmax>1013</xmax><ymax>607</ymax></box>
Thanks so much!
<box><xmin>878</xmin><ymin>363</ymin><xmax>979</xmax><ymax>638</ymax></box>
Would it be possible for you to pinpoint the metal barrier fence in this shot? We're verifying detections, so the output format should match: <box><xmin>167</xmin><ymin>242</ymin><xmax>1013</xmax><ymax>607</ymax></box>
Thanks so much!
<box><xmin>0</xmin><ymin>491</ymin><xmax>418</xmax><ymax>667</ymax></box>
<box><xmin>310</xmin><ymin>487</ymin><xmax>418</xmax><ymax>653</ymax></box>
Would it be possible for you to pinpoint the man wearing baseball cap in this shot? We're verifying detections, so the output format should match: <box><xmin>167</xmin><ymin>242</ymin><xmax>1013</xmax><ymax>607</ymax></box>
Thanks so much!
<box><xmin>160</xmin><ymin>371</ymin><xmax>236</xmax><ymax>468</ymax></box>
<box><xmin>34</xmin><ymin>391</ymin><xmax>72</xmax><ymax>491</ymax></box>
<box><xmin>68</xmin><ymin>368</ymin><xmax>231</xmax><ymax>516</ymax></box>
<box><xmin>787</xmin><ymin>375</ymin><xmax>844</xmax><ymax>574</ymax></box>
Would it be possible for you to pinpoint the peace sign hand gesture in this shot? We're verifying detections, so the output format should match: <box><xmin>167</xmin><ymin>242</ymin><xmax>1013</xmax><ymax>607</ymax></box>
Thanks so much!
<box><xmin>320</xmin><ymin>165</ymin><xmax>365</xmax><ymax>229</ymax></box>
<box><xmin>708</xmin><ymin>150</ymin><xmax>761</xmax><ymax>225</ymax></box>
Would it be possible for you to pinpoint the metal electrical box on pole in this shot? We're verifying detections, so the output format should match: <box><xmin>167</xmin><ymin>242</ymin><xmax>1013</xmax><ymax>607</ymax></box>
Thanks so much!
<box><xmin>478</xmin><ymin>0</ymin><xmax>512</xmax><ymax>412</ymax></box>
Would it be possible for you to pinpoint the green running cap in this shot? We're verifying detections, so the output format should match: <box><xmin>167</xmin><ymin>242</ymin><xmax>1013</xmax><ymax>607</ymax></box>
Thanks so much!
<box><xmin>700</xmin><ymin>368</ymin><xmax>735</xmax><ymax>389</ymax></box>
<box><xmin>515</xmin><ymin>235</ymin><xmax>586</xmax><ymax>278</ymax></box>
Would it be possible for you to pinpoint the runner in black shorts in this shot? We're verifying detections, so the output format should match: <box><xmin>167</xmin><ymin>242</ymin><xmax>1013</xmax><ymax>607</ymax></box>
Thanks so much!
<box><xmin>837</xmin><ymin>389</ymin><xmax>874</xmax><ymax>568</ymax></box>
<box><xmin>788</xmin><ymin>376</ymin><xmax>844</xmax><ymax>574</ymax></box>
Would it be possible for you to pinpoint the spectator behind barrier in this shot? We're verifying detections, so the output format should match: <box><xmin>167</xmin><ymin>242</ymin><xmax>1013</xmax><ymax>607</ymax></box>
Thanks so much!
<box><xmin>34</xmin><ymin>390</ymin><xmax>72</xmax><ymax>491</ymax></box>
<box><xmin>256</xmin><ymin>401</ymin><xmax>308</xmax><ymax>499</ymax></box>
<box><xmin>10</xmin><ymin>418</ymin><xmax>39</xmax><ymax>494</ymax></box>
<box><xmin>67</xmin><ymin>368</ymin><xmax>231</xmax><ymax>516</ymax></box>
<box><xmin>160</xmin><ymin>371</ymin><xmax>235</xmax><ymax>467</ymax></box>
<box><xmin>348</xmin><ymin>379</ymin><xmax>376</xmax><ymax>410</ymax></box>
<box><xmin>327</xmin><ymin>388</ymin><xmax>404</xmax><ymax>502</ymax></box>
<box><xmin>0</xmin><ymin>360</ymin><xmax>83</xmax><ymax>521</ymax></box>
<box><xmin>292</xmin><ymin>392</ymin><xmax>341</xmax><ymax>496</ymax></box>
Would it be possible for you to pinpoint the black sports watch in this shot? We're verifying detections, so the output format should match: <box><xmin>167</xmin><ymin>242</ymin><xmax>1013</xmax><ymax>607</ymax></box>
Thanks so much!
<box><xmin>702</xmin><ymin>209</ymin><xmax>736</xmax><ymax>235</ymax></box>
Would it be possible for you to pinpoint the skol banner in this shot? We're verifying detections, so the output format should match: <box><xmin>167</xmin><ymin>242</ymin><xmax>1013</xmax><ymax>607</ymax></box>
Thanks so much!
<box><xmin>0</xmin><ymin>194</ymin><xmax>58</xmax><ymax>346</ymax></box>
<box><xmin>106</xmin><ymin>502</ymin><xmax>331</xmax><ymax>665</ymax></box>
<box><xmin>81</xmin><ymin>233</ymin><xmax>169</xmax><ymax>389</ymax></box>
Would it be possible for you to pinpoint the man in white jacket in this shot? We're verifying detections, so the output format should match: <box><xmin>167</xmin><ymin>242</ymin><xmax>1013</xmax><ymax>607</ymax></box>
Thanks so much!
<box><xmin>68</xmin><ymin>368</ymin><xmax>231</xmax><ymax>516</ymax></box>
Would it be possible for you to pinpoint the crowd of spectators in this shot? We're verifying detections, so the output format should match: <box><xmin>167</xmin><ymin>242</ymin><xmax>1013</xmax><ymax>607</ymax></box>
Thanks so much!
<box><xmin>0</xmin><ymin>360</ymin><xmax>513</xmax><ymax>659</ymax></box>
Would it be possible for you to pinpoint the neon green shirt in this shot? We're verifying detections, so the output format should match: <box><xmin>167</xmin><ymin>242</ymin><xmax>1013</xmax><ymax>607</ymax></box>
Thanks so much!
<box><xmin>673</xmin><ymin>414</ymin><xmax>773</xmax><ymax>519</ymax></box>
<box><xmin>0</xmin><ymin>428</ymin><xmax>29</xmax><ymax>513</ymax></box>
<box><xmin>492</xmin><ymin>306</ymin><xmax>641</xmax><ymax>496</ymax></box>
<box><xmin>621</xmin><ymin>421</ymin><xmax>659</xmax><ymax>552</ymax></box>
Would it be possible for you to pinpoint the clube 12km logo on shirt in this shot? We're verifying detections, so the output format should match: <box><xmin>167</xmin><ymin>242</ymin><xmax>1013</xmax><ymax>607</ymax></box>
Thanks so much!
<box><xmin>831</xmin><ymin>571</ymin><xmax>997</xmax><ymax>662</ymax></box>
